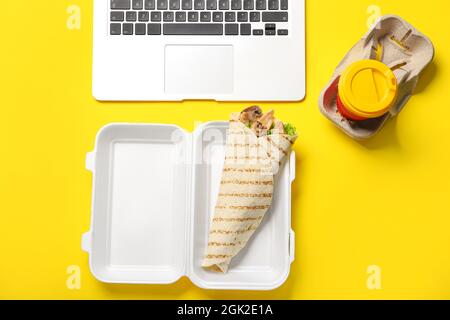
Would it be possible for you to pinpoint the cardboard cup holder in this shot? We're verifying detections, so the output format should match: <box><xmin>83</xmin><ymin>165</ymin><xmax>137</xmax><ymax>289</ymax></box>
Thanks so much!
<box><xmin>319</xmin><ymin>15</ymin><xmax>435</xmax><ymax>140</ymax></box>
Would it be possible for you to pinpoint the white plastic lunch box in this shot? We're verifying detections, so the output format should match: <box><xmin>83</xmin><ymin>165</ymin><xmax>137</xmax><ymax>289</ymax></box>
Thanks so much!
<box><xmin>82</xmin><ymin>122</ymin><xmax>296</xmax><ymax>290</ymax></box>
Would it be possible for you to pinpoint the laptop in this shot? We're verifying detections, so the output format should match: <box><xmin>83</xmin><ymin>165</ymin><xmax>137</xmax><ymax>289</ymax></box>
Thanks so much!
<box><xmin>92</xmin><ymin>0</ymin><xmax>305</xmax><ymax>101</ymax></box>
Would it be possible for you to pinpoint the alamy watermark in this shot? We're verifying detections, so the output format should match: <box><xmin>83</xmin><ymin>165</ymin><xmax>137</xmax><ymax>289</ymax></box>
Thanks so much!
<box><xmin>66</xmin><ymin>265</ymin><xmax>81</xmax><ymax>290</ymax></box>
<box><xmin>67</xmin><ymin>5</ymin><xmax>81</xmax><ymax>30</ymax></box>
<box><xmin>367</xmin><ymin>265</ymin><xmax>382</xmax><ymax>290</ymax></box>
<box><xmin>367</xmin><ymin>5</ymin><xmax>382</xmax><ymax>29</ymax></box>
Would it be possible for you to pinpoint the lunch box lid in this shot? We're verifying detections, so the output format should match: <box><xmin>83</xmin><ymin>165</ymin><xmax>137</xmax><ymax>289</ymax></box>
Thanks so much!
<box><xmin>81</xmin><ymin>122</ymin><xmax>296</xmax><ymax>290</ymax></box>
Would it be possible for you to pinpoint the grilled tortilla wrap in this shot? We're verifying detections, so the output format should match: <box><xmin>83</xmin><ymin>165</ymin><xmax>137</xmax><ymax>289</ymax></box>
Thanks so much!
<box><xmin>202</xmin><ymin>117</ymin><xmax>297</xmax><ymax>273</ymax></box>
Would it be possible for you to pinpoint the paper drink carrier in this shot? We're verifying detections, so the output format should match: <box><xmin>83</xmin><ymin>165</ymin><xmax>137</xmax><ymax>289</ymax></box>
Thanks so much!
<box><xmin>319</xmin><ymin>15</ymin><xmax>434</xmax><ymax>139</ymax></box>
<box><xmin>82</xmin><ymin>122</ymin><xmax>296</xmax><ymax>290</ymax></box>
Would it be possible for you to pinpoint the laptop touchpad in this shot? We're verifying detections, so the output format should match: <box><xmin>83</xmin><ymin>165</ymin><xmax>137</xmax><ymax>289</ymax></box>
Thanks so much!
<box><xmin>165</xmin><ymin>45</ymin><xmax>234</xmax><ymax>95</ymax></box>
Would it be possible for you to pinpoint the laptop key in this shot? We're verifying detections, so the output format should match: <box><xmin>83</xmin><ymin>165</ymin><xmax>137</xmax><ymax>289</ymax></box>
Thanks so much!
<box><xmin>110</xmin><ymin>23</ymin><xmax>122</xmax><ymax>34</ymax></box>
<box><xmin>148</xmin><ymin>23</ymin><xmax>162</xmax><ymax>34</ymax></box>
<box><xmin>219</xmin><ymin>0</ymin><xmax>229</xmax><ymax>10</ymax></box>
<box><xmin>280</xmin><ymin>0</ymin><xmax>288</xmax><ymax>10</ymax></box>
<box><xmin>255</xmin><ymin>0</ymin><xmax>265</xmax><ymax>10</ymax></box>
<box><xmin>111</xmin><ymin>0</ymin><xmax>131</xmax><ymax>10</ymax></box>
<box><xmin>138</xmin><ymin>11</ymin><xmax>150</xmax><ymax>21</ymax></box>
<box><xmin>126</xmin><ymin>11</ymin><xmax>137</xmax><ymax>21</ymax></box>
<box><xmin>188</xmin><ymin>11</ymin><xmax>199</xmax><ymax>21</ymax></box>
<box><xmin>225</xmin><ymin>11</ymin><xmax>235</xmax><ymax>22</ymax></box>
<box><xmin>231</xmin><ymin>0</ymin><xmax>241</xmax><ymax>10</ymax></box>
<box><xmin>268</xmin><ymin>0</ymin><xmax>278</xmax><ymax>10</ymax></box>
<box><xmin>237</xmin><ymin>11</ymin><xmax>248</xmax><ymax>21</ymax></box>
<box><xmin>250</xmin><ymin>11</ymin><xmax>260</xmax><ymax>22</ymax></box>
<box><xmin>123</xmin><ymin>23</ymin><xmax>134</xmax><ymax>34</ymax></box>
<box><xmin>163</xmin><ymin>11</ymin><xmax>174</xmax><ymax>21</ymax></box>
<box><xmin>170</xmin><ymin>0</ymin><xmax>180</xmax><ymax>10</ymax></box>
<box><xmin>243</xmin><ymin>0</ymin><xmax>254</xmax><ymax>10</ymax></box>
<box><xmin>157</xmin><ymin>0</ymin><xmax>168</xmax><ymax>9</ymax></box>
<box><xmin>240</xmin><ymin>23</ymin><xmax>251</xmax><ymax>35</ymax></box>
<box><xmin>200</xmin><ymin>11</ymin><xmax>211</xmax><ymax>21</ymax></box>
<box><xmin>262</xmin><ymin>11</ymin><xmax>287</xmax><ymax>22</ymax></box>
<box><xmin>133</xmin><ymin>0</ymin><xmax>144</xmax><ymax>9</ymax></box>
<box><xmin>225</xmin><ymin>23</ymin><xmax>239</xmax><ymax>35</ymax></box>
<box><xmin>213</xmin><ymin>12</ymin><xmax>223</xmax><ymax>22</ymax></box>
<box><xmin>111</xmin><ymin>11</ymin><xmax>125</xmax><ymax>21</ymax></box>
<box><xmin>253</xmin><ymin>29</ymin><xmax>263</xmax><ymax>35</ymax></box>
<box><xmin>151</xmin><ymin>11</ymin><xmax>162</xmax><ymax>21</ymax></box>
<box><xmin>265</xmin><ymin>23</ymin><xmax>275</xmax><ymax>35</ymax></box>
<box><xmin>163</xmin><ymin>23</ymin><xmax>223</xmax><ymax>35</ymax></box>
<box><xmin>277</xmin><ymin>29</ymin><xmax>288</xmax><ymax>35</ymax></box>
<box><xmin>145</xmin><ymin>0</ymin><xmax>156</xmax><ymax>9</ymax></box>
<box><xmin>176</xmin><ymin>11</ymin><xmax>186</xmax><ymax>21</ymax></box>
<box><xmin>194</xmin><ymin>0</ymin><xmax>205</xmax><ymax>9</ymax></box>
<box><xmin>182</xmin><ymin>0</ymin><xmax>193</xmax><ymax>9</ymax></box>
<box><xmin>206</xmin><ymin>0</ymin><xmax>217</xmax><ymax>10</ymax></box>
<box><xmin>135</xmin><ymin>23</ymin><xmax>147</xmax><ymax>34</ymax></box>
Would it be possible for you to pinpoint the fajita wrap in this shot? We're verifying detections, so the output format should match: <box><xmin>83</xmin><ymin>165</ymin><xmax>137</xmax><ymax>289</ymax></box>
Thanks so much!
<box><xmin>202</xmin><ymin>107</ymin><xmax>297</xmax><ymax>273</ymax></box>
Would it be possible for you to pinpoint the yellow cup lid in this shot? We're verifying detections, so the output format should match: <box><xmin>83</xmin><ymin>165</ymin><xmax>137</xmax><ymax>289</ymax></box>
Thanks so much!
<box><xmin>338</xmin><ymin>60</ymin><xmax>398</xmax><ymax>118</ymax></box>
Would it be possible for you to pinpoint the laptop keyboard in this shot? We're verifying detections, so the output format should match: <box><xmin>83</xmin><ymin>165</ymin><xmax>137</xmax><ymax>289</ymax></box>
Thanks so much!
<box><xmin>110</xmin><ymin>0</ymin><xmax>289</xmax><ymax>36</ymax></box>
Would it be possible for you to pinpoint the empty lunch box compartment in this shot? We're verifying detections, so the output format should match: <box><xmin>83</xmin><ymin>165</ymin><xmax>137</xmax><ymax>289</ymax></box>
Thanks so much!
<box><xmin>83</xmin><ymin>122</ymin><xmax>296</xmax><ymax>290</ymax></box>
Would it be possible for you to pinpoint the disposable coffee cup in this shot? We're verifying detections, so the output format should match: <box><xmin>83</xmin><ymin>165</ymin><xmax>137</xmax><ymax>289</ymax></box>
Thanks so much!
<box><xmin>336</xmin><ymin>59</ymin><xmax>398</xmax><ymax>121</ymax></box>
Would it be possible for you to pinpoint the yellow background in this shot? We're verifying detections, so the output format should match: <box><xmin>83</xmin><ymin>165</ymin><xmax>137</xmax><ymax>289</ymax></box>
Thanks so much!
<box><xmin>1</xmin><ymin>0</ymin><xmax>449</xmax><ymax>300</ymax></box>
